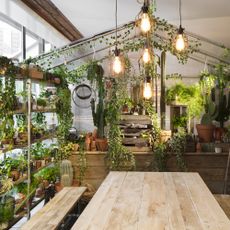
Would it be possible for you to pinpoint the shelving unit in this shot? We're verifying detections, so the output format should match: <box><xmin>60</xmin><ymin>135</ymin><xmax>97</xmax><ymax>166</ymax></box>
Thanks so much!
<box><xmin>119</xmin><ymin>115</ymin><xmax>152</xmax><ymax>152</ymax></box>
<box><xmin>0</xmin><ymin>64</ymin><xmax>61</xmax><ymax>225</ymax></box>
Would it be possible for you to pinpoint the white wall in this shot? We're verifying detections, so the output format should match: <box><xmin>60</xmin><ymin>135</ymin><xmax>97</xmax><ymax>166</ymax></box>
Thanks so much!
<box><xmin>0</xmin><ymin>0</ymin><xmax>69</xmax><ymax>47</ymax></box>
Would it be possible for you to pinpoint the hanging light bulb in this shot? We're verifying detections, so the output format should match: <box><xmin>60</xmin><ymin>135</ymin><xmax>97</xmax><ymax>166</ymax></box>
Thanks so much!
<box><xmin>175</xmin><ymin>0</ymin><xmax>187</xmax><ymax>52</ymax></box>
<box><xmin>142</xmin><ymin>48</ymin><xmax>151</xmax><ymax>64</ymax></box>
<box><xmin>175</xmin><ymin>26</ymin><xmax>186</xmax><ymax>52</ymax></box>
<box><xmin>112</xmin><ymin>0</ymin><xmax>122</xmax><ymax>75</ymax></box>
<box><xmin>140</xmin><ymin>3</ymin><xmax>151</xmax><ymax>33</ymax></box>
<box><xmin>143</xmin><ymin>76</ymin><xmax>152</xmax><ymax>99</ymax></box>
<box><xmin>113</xmin><ymin>47</ymin><xmax>122</xmax><ymax>74</ymax></box>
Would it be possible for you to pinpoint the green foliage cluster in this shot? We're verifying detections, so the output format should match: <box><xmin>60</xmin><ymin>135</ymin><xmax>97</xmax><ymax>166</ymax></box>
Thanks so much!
<box><xmin>106</xmin><ymin>80</ymin><xmax>135</xmax><ymax>171</ymax></box>
<box><xmin>0</xmin><ymin>57</ymin><xmax>17</xmax><ymax>145</ymax></box>
<box><xmin>54</xmin><ymin>68</ymin><xmax>73</xmax><ymax>143</ymax></box>
<box><xmin>87</xmin><ymin>61</ymin><xmax>106</xmax><ymax>138</ymax></box>
<box><xmin>34</xmin><ymin>165</ymin><xmax>59</xmax><ymax>183</ymax></box>
<box><xmin>166</xmin><ymin>83</ymin><xmax>203</xmax><ymax>119</ymax></box>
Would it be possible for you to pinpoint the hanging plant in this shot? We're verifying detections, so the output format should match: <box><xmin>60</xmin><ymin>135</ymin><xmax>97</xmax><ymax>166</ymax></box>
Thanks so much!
<box><xmin>106</xmin><ymin>79</ymin><xmax>135</xmax><ymax>170</ymax></box>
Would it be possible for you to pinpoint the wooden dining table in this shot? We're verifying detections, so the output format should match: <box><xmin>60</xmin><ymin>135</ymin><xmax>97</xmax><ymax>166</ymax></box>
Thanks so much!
<box><xmin>72</xmin><ymin>171</ymin><xmax>230</xmax><ymax>230</ymax></box>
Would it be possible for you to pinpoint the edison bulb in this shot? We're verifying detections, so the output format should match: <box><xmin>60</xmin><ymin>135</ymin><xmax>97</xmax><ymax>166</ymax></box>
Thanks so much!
<box><xmin>143</xmin><ymin>48</ymin><xmax>150</xmax><ymax>63</ymax></box>
<box><xmin>140</xmin><ymin>13</ymin><xmax>151</xmax><ymax>33</ymax></box>
<box><xmin>113</xmin><ymin>56</ymin><xmax>122</xmax><ymax>74</ymax></box>
<box><xmin>175</xmin><ymin>34</ymin><xmax>185</xmax><ymax>52</ymax></box>
<box><xmin>143</xmin><ymin>82</ymin><xmax>152</xmax><ymax>99</ymax></box>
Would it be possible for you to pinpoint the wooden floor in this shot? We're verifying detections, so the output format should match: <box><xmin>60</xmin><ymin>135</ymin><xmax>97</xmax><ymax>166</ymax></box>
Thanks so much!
<box><xmin>72</xmin><ymin>172</ymin><xmax>230</xmax><ymax>230</ymax></box>
<box><xmin>215</xmin><ymin>195</ymin><xmax>230</xmax><ymax>219</ymax></box>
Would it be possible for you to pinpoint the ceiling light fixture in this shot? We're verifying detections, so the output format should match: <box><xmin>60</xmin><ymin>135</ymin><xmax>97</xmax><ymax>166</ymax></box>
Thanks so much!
<box><xmin>112</xmin><ymin>0</ymin><xmax>122</xmax><ymax>74</ymax></box>
<box><xmin>143</xmin><ymin>75</ymin><xmax>152</xmax><ymax>99</ymax></box>
<box><xmin>140</xmin><ymin>1</ymin><xmax>151</xmax><ymax>33</ymax></box>
<box><xmin>142</xmin><ymin>41</ymin><xmax>151</xmax><ymax>64</ymax></box>
<box><xmin>175</xmin><ymin>0</ymin><xmax>188</xmax><ymax>52</ymax></box>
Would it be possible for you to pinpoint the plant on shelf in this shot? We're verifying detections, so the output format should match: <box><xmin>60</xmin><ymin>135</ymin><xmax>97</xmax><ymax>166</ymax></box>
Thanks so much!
<box><xmin>166</xmin><ymin>83</ymin><xmax>203</xmax><ymax>119</ymax></box>
<box><xmin>34</xmin><ymin>165</ymin><xmax>59</xmax><ymax>184</ymax></box>
<box><xmin>16</xmin><ymin>114</ymin><xmax>27</xmax><ymax>143</ymax></box>
<box><xmin>36</xmin><ymin>98</ymin><xmax>47</xmax><ymax>109</ymax></box>
<box><xmin>106</xmin><ymin>80</ymin><xmax>135</xmax><ymax>171</ymax></box>
<box><xmin>172</xmin><ymin>114</ymin><xmax>188</xmax><ymax>131</ymax></box>
<box><xmin>32</xmin><ymin>112</ymin><xmax>47</xmax><ymax>139</ymax></box>
<box><xmin>1</xmin><ymin>157</ymin><xmax>26</xmax><ymax>181</ymax></box>
<box><xmin>87</xmin><ymin>61</ymin><xmax>107</xmax><ymax>151</ymax></box>
<box><xmin>56</xmin><ymin>142</ymin><xmax>75</xmax><ymax>162</ymax></box>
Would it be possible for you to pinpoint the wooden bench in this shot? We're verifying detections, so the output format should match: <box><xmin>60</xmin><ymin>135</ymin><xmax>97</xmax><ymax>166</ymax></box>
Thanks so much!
<box><xmin>215</xmin><ymin>194</ymin><xmax>230</xmax><ymax>219</ymax></box>
<box><xmin>21</xmin><ymin>187</ymin><xmax>86</xmax><ymax>230</ymax></box>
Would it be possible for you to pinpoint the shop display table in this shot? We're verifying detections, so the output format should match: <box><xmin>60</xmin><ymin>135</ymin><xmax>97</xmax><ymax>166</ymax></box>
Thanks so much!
<box><xmin>72</xmin><ymin>171</ymin><xmax>230</xmax><ymax>230</ymax></box>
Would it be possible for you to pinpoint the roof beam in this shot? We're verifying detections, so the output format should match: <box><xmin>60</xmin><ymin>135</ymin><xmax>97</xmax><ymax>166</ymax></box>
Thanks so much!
<box><xmin>21</xmin><ymin>0</ymin><xmax>83</xmax><ymax>41</ymax></box>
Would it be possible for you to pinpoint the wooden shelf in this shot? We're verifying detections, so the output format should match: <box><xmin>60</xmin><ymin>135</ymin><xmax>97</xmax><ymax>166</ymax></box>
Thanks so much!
<box><xmin>13</xmin><ymin>162</ymin><xmax>53</xmax><ymax>185</ymax></box>
<box><xmin>0</xmin><ymin>134</ymin><xmax>56</xmax><ymax>155</ymax></box>
<box><xmin>14</xmin><ymin>108</ymin><xmax>56</xmax><ymax>114</ymax></box>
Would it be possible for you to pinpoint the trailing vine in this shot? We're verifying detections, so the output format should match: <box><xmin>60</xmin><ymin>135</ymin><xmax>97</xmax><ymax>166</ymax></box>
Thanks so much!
<box><xmin>106</xmin><ymin>80</ymin><xmax>135</xmax><ymax>171</ymax></box>
<box><xmin>54</xmin><ymin>67</ymin><xmax>73</xmax><ymax>143</ymax></box>
<box><xmin>77</xmin><ymin>138</ymin><xmax>87</xmax><ymax>185</ymax></box>
<box><xmin>0</xmin><ymin>57</ymin><xmax>17</xmax><ymax>146</ymax></box>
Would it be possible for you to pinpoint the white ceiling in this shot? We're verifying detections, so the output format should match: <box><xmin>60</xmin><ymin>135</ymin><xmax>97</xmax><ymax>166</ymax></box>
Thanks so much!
<box><xmin>51</xmin><ymin>0</ymin><xmax>230</xmax><ymax>43</ymax></box>
<box><xmin>50</xmin><ymin>0</ymin><xmax>230</xmax><ymax>77</ymax></box>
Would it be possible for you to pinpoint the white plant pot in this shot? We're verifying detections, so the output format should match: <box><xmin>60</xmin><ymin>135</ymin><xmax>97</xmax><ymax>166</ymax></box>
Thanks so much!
<box><xmin>215</xmin><ymin>147</ymin><xmax>222</xmax><ymax>154</ymax></box>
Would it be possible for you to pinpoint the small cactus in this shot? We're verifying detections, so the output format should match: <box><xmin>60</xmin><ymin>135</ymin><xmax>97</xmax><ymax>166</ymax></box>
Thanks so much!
<box><xmin>88</xmin><ymin>63</ymin><xmax>106</xmax><ymax>138</ymax></box>
<box><xmin>60</xmin><ymin>160</ymin><xmax>73</xmax><ymax>187</ymax></box>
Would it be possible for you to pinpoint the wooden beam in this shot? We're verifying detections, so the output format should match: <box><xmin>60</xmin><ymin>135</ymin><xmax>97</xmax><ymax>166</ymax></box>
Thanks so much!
<box><xmin>21</xmin><ymin>0</ymin><xmax>83</xmax><ymax>41</ymax></box>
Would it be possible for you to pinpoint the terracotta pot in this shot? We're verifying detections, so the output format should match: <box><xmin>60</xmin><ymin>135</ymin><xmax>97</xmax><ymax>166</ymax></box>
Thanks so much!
<box><xmin>85</xmin><ymin>137</ymin><xmax>91</xmax><ymax>151</ymax></box>
<box><xmin>11</xmin><ymin>170</ymin><xmax>20</xmax><ymax>181</ymax></box>
<box><xmin>214</xmin><ymin>127</ymin><xmax>225</xmax><ymax>141</ymax></box>
<box><xmin>91</xmin><ymin>140</ymin><xmax>97</xmax><ymax>151</ymax></box>
<box><xmin>35</xmin><ymin>160</ymin><xmax>42</xmax><ymax>169</ymax></box>
<box><xmin>196</xmin><ymin>124</ymin><xmax>214</xmax><ymax>143</ymax></box>
<box><xmin>95</xmin><ymin>138</ymin><xmax>108</xmax><ymax>151</ymax></box>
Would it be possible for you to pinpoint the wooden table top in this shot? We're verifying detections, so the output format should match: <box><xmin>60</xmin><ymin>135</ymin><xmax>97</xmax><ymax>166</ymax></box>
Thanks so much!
<box><xmin>21</xmin><ymin>187</ymin><xmax>86</xmax><ymax>230</ymax></box>
<box><xmin>72</xmin><ymin>171</ymin><xmax>230</xmax><ymax>230</ymax></box>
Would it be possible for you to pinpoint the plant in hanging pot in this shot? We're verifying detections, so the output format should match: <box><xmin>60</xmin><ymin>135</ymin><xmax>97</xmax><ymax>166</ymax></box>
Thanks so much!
<box><xmin>87</xmin><ymin>62</ymin><xmax>108</xmax><ymax>151</ymax></box>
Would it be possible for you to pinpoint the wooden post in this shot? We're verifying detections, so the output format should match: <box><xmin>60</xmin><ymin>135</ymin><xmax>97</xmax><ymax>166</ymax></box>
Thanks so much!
<box><xmin>160</xmin><ymin>51</ymin><xmax>166</xmax><ymax>129</ymax></box>
<box><xmin>27</xmin><ymin>78</ymin><xmax>31</xmax><ymax>220</ymax></box>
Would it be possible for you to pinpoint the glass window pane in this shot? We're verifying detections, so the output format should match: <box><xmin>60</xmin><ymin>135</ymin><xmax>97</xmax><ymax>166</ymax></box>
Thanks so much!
<box><xmin>26</xmin><ymin>32</ymin><xmax>39</xmax><ymax>58</ymax></box>
<box><xmin>45</xmin><ymin>41</ymin><xmax>52</xmax><ymax>52</ymax></box>
<box><xmin>0</xmin><ymin>19</ymin><xmax>22</xmax><ymax>60</ymax></box>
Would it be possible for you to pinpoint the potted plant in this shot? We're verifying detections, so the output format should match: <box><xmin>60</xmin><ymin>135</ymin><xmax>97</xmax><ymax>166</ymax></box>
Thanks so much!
<box><xmin>0</xmin><ymin>175</ymin><xmax>14</xmax><ymax>223</ymax></box>
<box><xmin>196</xmin><ymin>98</ymin><xmax>217</xmax><ymax>142</ymax></box>
<box><xmin>87</xmin><ymin>62</ymin><xmax>107</xmax><ymax>151</ymax></box>
<box><xmin>31</xmin><ymin>142</ymin><xmax>49</xmax><ymax>169</ymax></box>
<box><xmin>37</xmin><ymin>98</ymin><xmax>47</xmax><ymax>110</ymax></box>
